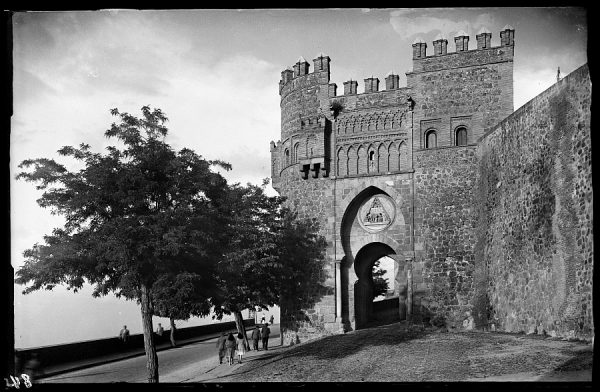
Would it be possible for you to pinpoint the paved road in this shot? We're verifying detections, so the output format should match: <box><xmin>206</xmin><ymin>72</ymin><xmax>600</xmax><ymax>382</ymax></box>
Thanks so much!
<box><xmin>39</xmin><ymin>325</ymin><xmax>280</xmax><ymax>383</ymax></box>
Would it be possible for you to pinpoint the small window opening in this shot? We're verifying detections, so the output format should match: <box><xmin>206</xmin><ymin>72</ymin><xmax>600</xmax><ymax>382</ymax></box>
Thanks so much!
<box><xmin>426</xmin><ymin>130</ymin><xmax>437</xmax><ymax>149</ymax></box>
<box><xmin>456</xmin><ymin>127</ymin><xmax>467</xmax><ymax>146</ymax></box>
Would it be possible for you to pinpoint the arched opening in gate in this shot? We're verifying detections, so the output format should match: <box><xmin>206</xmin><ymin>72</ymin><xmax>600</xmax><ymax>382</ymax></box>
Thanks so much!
<box><xmin>354</xmin><ymin>242</ymin><xmax>403</xmax><ymax>329</ymax></box>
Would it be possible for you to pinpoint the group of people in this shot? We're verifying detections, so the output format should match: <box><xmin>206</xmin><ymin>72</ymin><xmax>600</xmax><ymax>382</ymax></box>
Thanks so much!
<box><xmin>252</xmin><ymin>320</ymin><xmax>271</xmax><ymax>351</ymax></box>
<box><xmin>119</xmin><ymin>323</ymin><xmax>165</xmax><ymax>345</ymax></box>
<box><xmin>216</xmin><ymin>321</ymin><xmax>272</xmax><ymax>366</ymax></box>
<box><xmin>119</xmin><ymin>314</ymin><xmax>275</xmax><ymax>366</ymax></box>
<box><xmin>216</xmin><ymin>332</ymin><xmax>247</xmax><ymax>365</ymax></box>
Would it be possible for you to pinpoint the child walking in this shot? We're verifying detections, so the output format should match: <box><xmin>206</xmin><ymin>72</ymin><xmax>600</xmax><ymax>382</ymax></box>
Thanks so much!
<box><xmin>236</xmin><ymin>332</ymin><xmax>246</xmax><ymax>364</ymax></box>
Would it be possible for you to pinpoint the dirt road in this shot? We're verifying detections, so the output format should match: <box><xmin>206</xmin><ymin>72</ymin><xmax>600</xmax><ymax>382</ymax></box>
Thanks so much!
<box><xmin>212</xmin><ymin>321</ymin><xmax>593</xmax><ymax>382</ymax></box>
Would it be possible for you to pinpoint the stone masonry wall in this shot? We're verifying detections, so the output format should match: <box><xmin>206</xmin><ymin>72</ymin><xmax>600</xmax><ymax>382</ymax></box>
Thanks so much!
<box><xmin>280</xmin><ymin>71</ymin><xmax>330</xmax><ymax>138</ymax></box>
<box><xmin>414</xmin><ymin>146</ymin><xmax>480</xmax><ymax>328</ymax></box>
<box><xmin>274</xmin><ymin>170</ymin><xmax>339</xmax><ymax>346</ymax></box>
<box><xmin>274</xmin><ymin>40</ymin><xmax>592</xmax><ymax>346</ymax></box>
<box><xmin>333</xmin><ymin>174</ymin><xmax>414</xmax><ymax>330</ymax></box>
<box><xmin>331</xmin><ymin>87</ymin><xmax>411</xmax><ymax>112</ymax></box>
<box><xmin>412</xmin><ymin>46</ymin><xmax>514</xmax><ymax>73</ymax></box>
<box><xmin>477</xmin><ymin>64</ymin><xmax>592</xmax><ymax>340</ymax></box>
<box><xmin>407</xmin><ymin>49</ymin><xmax>513</xmax><ymax>150</ymax></box>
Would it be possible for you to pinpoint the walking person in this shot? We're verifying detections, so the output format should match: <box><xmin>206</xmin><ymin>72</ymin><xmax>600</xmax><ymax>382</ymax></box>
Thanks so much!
<box><xmin>269</xmin><ymin>314</ymin><xmax>274</xmax><ymax>325</ymax></box>
<box><xmin>236</xmin><ymin>332</ymin><xmax>246</xmax><ymax>364</ymax></box>
<box><xmin>251</xmin><ymin>325</ymin><xmax>261</xmax><ymax>351</ymax></box>
<box><xmin>156</xmin><ymin>323</ymin><xmax>164</xmax><ymax>343</ymax></box>
<box><xmin>225</xmin><ymin>333</ymin><xmax>236</xmax><ymax>366</ymax></box>
<box><xmin>261</xmin><ymin>322</ymin><xmax>271</xmax><ymax>350</ymax></box>
<box><xmin>119</xmin><ymin>325</ymin><xmax>130</xmax><ymax>346</ymax></box>
<box><xmin>216</xmin><ymin>332</ymin><xmax>228</xmax><ymax>364</ymax></box>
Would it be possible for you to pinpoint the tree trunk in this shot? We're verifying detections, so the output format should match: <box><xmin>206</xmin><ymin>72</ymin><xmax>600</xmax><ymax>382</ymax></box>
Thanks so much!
<box><xmin>140</xmin><ymin>284</ymin><xmax>159</xmax><ymax>383</ymax></box>
<box><xmin>169</xmin><ymin>318</ymin><xmax>177</xmax><ymax>347</ymax></box>
<box><xmin>233</xmin><ymin>309</ymin><xmax>250</xmax><ymax>351</ymax></box>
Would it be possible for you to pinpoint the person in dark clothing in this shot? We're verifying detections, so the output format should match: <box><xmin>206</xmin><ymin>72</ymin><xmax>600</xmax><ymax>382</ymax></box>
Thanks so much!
<box><xmin>155</xmin><ymin>323</ymin><xmax>164</xmax><ymax>343</ymax></box>
<box><xmin>225</xmin><ymin>333</ymin><xmax>236</xmax><ymax>366</ymax></box>
<box><xmin>261</xmin><ymin>323</ymin><xmax>271</xmax><ymax>350</ymax></box>
<box><xmin>216</xmin><ymin>332</ymin><xmax>228</xmax><ymax>364</ymax></box>
<box><xmin>251</xmin><ymin>326</ymin><xmax>261</xmax><ymax>351</ymax></box>
<box><xmin>119</xmin><ymin>325</ymin><xmax>130</xmax><ymax>346</ymax></box>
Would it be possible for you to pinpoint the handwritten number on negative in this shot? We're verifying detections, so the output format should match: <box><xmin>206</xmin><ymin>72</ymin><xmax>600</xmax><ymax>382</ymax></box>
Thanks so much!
<box><xmin>4</xmin><ymin>374</ymin><xmax>32</xmax><ymax>389</ymax></box>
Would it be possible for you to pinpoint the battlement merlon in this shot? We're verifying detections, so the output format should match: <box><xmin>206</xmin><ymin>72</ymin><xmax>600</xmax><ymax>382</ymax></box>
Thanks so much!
<box><xmin>279</xmin><ymin>56</ymin><xmax>405</xmax><ymax>104</ymax></box>
<box><xmin>279</xmin><ymin>53</ymin><xmax>332</xmax><ymax>97</ymax></box>
<box><xmin>409</xmin><ymin>26</ymin><xmax>515</xmax><ymax>74</ymax></box>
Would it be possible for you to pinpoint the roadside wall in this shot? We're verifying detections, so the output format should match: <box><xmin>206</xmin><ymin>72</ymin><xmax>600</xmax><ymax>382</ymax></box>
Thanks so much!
<box><xmin>15</xmin><ymin>319</ymin><xmax>255</xmax><ymax>371</ymax></box>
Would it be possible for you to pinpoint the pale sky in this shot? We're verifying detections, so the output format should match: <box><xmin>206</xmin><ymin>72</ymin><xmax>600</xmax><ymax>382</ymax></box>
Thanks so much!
<box><xmin>10</xmin><ymin>8</ymin><xmax>587</xmax><ymax>348</ymax></box>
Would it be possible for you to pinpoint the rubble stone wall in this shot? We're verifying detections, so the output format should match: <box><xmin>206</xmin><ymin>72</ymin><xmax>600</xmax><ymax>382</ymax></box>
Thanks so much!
<box><xmin>477</xmin><ymin>64</ymin><xmax>592</xmax><ymax>340</ymax></box>
<box><xmin>413</xmin><ymin>146</ymin><xmax>480</xmax><ymax>328</ymax></box>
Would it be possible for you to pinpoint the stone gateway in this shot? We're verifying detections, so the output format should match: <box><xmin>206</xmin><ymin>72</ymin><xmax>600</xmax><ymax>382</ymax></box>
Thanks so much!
<box><xmin>270</xmin><ymin>27</ymin><xmax>592</xmax><ymax>345</ymax></box>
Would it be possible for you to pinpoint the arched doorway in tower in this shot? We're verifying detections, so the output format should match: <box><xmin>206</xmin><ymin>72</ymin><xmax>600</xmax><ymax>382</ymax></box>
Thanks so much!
<box><xmin>353</xmin><ymin>242</ymin><xmax>404</xmax><ymax>329</ymax></box>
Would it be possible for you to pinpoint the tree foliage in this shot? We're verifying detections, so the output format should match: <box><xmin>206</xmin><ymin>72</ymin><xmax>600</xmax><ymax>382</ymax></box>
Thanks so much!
<box><xmin>372</xmin><ymin>259</ymin><xmax>390</xmax><ymax>299</ymax></box>
<box><xmin>211</xmin><ymin>181</ymin><xmax>283</xmax><ymax>317</ymax></box>
<box><xmin>14</xmin><ymin>106</ymin><xmax>229</xmax><ymax>382</ymax></box>
<box><xmin>276</xmin><ymin>209</ymin><xmax>329</xmax><ymax>315</ymax></box>
<box><xmin>15</xmin><ymin>105</ymin><xmax>332</xmax><ymax>381</ymax></box>
<box><xmin>210</xmin><ymin>181</ymin><xmax>328</xmax><ymax>341</ymax></box>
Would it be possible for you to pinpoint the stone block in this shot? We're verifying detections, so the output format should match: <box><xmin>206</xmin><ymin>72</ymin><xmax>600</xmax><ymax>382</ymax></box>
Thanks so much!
<box><xmin>323</xmin><ymin>313</ymin><xmax>336</xmax><ymax>323</ymax></box>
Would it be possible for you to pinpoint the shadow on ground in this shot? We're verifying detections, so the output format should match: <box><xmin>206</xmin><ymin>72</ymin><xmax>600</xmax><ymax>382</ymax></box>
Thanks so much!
<box><xmin>274</xmin><ymin>321</ymin><xmax>430</xmax><ymax>361</ymax></box>
<box><xmin>552</xmin><ymin>348</ymin><xmax>594</xmax><ymax>371</ymax></box>
<box><xmin>218</xmin><ymin>321</ymin><xmax>593</xmax><ymax>383</ymax></box>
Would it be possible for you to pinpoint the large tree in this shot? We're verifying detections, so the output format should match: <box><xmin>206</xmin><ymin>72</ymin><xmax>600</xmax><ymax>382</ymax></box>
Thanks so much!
<box><xmin>211</xmin><ymin>182</ymin><xmax>328</xmax><ymax>346</ymax></box>
<box><xmin>14</xmin><ymin>106</ymin><xmax>229</xmax><ymax>383</ymax></box>
<box><xmin>210</xmin><ymin>181</ymin><xmax>283</xmax><ymax>349</ymax></box>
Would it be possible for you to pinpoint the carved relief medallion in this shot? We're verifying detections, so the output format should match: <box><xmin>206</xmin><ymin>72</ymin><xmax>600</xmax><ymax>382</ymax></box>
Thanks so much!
<box><xmin>358</xmin><ymin>195</ymin><xmax>396</xmax><ymax>233</ymax></box>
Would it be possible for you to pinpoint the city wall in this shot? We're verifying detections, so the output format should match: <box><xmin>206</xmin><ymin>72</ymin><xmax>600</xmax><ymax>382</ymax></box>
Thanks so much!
<box><xmin>413</xmin><ymin>146</ymin><xmax>481</xmax><ymax>328</ymax></box>
<box><xmin>476</xmin><ymin>64</ymin><xmax>592</xmax><ymax>339</ymax></box>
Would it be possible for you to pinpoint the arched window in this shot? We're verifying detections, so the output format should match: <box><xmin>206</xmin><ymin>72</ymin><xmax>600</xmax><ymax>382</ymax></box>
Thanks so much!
<box><xmin>357</xmin><ymin>145</ymin><xmax>367</xmax><ymax>174</ymax></box>
<box><xmin>425</xmin><ymin>130</ymin><xmax>437</xmax><ymax>149</ymax></box>
<box><xmin>347</xmin><ymin>146</ymin><xmax>357</xmax><ymax>175</ymax></box>
<box><xmin>388</xmin><ymin>142</ymin><xmax>399</xmax><ymax>171</ymax></box>
<box><xmin>377</xmin><ymin>144</ymin><xmax>386</xmax><ymax>173</ymax></box>
<box><xmin>337</xmin><ymin>148</ymin><xmax>347</xmax><ymax>177</ymax></box>
<box><xmin>368</xmin><ymin>150</ymin><xmax>376</xmax><ymax>172</ymax></box>
<box><xmin>399</xmin><ymin>141</ymin><xmax>409</xmax><ymax>170</ymax></box>
<box><xmin>284</xmin><ymin>148</ymin><xmax>290</xmax><ymax>166</ymax></box>
<box><xmin>455</xmin><ymin>127</ymin><xmax>467</xmax><ymax>146</ymax></box>
<box><xmin>306</xmin><ymin>135</ymin><xmax>316</xmax><ymax>158</ymax></box>
<box><xmin>293</xmin><ymin>143</ymin><xmax>299</xmax><ymax>162</ymax></box>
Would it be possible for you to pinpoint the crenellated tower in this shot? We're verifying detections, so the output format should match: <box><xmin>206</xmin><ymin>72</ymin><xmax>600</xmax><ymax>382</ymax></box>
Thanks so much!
<box><xmin>407</xmin><ymin>25</ymin><xmax>515</xmax><ymax>151</ymax></box>
<box><xmin>272</xmin><ymin>26</ymin><xmax>519</xmax><ymax>346</ymax></box>
<box><xmin>273</xmin><ymin>53</ymin><xmax>336</xmax><ymax>190</ymax></box>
